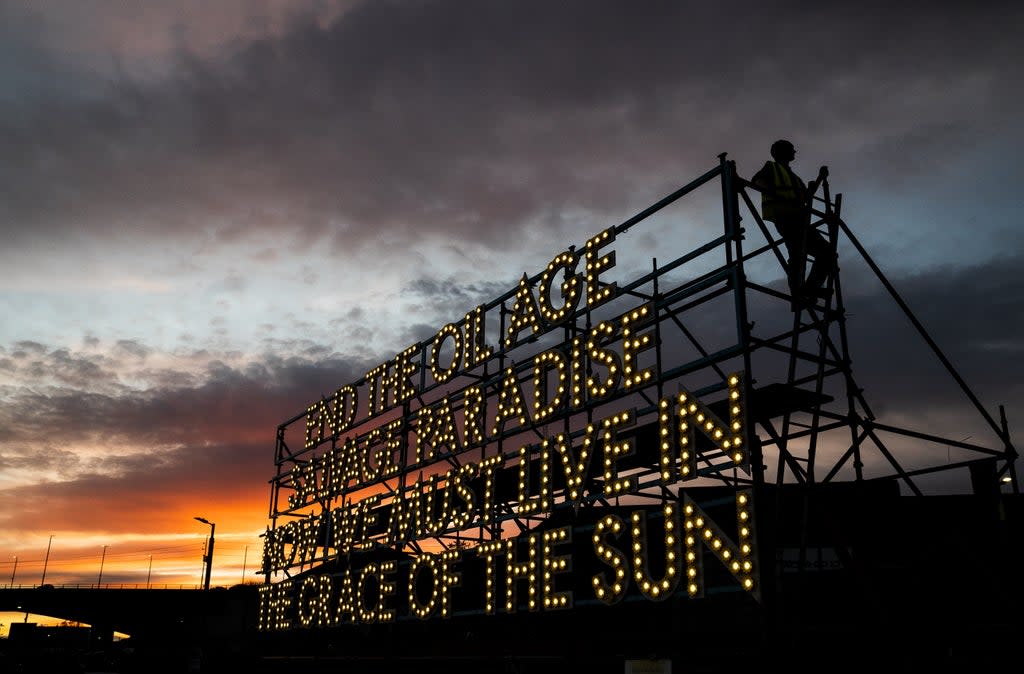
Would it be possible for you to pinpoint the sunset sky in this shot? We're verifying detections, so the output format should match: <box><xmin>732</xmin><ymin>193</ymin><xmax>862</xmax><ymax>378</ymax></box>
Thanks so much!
<box><xmin>0</xmin><ymin>0</ymin><xmax>1021</xmax><ymax>590</ymax></box>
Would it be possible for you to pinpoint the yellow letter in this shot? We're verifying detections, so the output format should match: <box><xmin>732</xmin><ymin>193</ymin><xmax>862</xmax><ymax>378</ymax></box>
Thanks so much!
<box><xmin>505</xmin><ymin>274</ymin><xmax>543</xmax><ymax>348</ymax></box>
<box><xmin>591</xmin><ymin>514</ymin><xmax>628</xmax><ymax>605</ymax></box>
<box><xmin>585</xmin><ymin>228</ymin><xmax>617</xmax><ymax>307</ymax></box>
<box><xmin>537</xmin><ymin>251</ymin><xmax>582</xmax><ymax>323</ymax></box>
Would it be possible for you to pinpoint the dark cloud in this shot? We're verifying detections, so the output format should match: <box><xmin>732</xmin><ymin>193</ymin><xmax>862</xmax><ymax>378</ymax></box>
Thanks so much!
<box><xmin>48</xmin><ymin>348</ymin><xmax>123</xmax><ymax>389</ymax></box>
<box><xmin>0</xmin><ymin>441</ymin><xmax>270</xmax><ymax>534</ymax></box>
<box><xmin>114</xmin><ymin>339</ymin><xmax>152</xmax><ymax>360</ymax></box>
<box><xmin>11</xmin><ymin>341</ymin><xmax>47</xmax><ymax>356</ymax></box>
<box><xmin>0</xmin><ymin>344</ymin><xmax>124</xmax><ymax>393</ymax></box>
<box><xmin>0</xmin><ymin>446</ymin><xmax>82</xmax><ymax>477</ymax></box>
<box><xmin>841</xmin><ymin>252</ymin><xmax>1024</xmax><ymax>417</ymax></box>
<box><xmin>0</xmin><ymin>347</ymin><xmax>366</xmax><ymax>452</ymax></box>
<box><xmin>0</xmin><ymin>346</ymin><xmax>374</xmax><ymax>535</ymax></box>
<box><xmin>402</xmin><ymin>275</ymin><xmax>510</xmax><ymax>322</ymax></box>
<box><xmin>0</xmin><ymin>1</ymin><xmax>1019</xmax><ymax>255</ymax></box>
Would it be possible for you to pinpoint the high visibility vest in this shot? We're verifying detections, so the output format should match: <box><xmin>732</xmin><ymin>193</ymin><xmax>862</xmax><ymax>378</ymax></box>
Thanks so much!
<box><xmin>761</xmin><ymin>161</ymin><xmax>806</xmax><ymax>222</ymax></box>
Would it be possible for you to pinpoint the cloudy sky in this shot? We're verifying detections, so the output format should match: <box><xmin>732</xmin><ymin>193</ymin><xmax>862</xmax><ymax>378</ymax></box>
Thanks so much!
<box><xmin>0</xmin><ymin>0</ymin><xmax>1021</xmax><ymax>588</ymax></box>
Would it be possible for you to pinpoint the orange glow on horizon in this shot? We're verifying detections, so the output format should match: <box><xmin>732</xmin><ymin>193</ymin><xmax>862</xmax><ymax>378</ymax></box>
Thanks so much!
<box><xmin>2</xmin><ymin>495</ymin><xmax>269</xmax><ymax>589</ymax></box>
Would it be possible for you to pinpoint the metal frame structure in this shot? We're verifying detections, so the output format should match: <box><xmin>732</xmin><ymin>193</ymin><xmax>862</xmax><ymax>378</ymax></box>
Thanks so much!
<box><xmin>728</xmin><ymin>156</ymin><xmax>1018</xmax><ymax>494</ymax></box>
<box><xmin>262</xmin><ymin>156</ymin><xmax>1018</xmax><ymax>603</ymax></box>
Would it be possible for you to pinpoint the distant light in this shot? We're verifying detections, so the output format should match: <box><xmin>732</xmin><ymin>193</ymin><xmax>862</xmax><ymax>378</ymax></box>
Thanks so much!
<box><xmin>194</xmin><ymin>516</ymin><xmax>210</xmax><ymax>525</ymax></box>
<box><xmin>1001</xmin><ymin>476</ymin><xmax>1012</xmax><ymax>484</ymax></box>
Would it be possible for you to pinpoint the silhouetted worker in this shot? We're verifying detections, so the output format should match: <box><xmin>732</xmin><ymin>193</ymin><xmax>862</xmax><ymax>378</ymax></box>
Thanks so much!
<box><xmin>752</xmin><ymin>140</ymin><xmax>836</xmax><ymax>302</ymax></box>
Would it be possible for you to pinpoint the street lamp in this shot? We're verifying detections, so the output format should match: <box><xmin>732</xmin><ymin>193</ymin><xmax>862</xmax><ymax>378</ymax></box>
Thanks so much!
<box><xmin>40</xmin><ymin>535</ymin><xmax>53</xmax><ymax>586</ymax></box>
<box><xmin>194</xmin><ymin>517</ymin><xmax>215</xmax><ymax>591</ymax></box>
<box><xmin>9</xmin><ymin>555</ymin><xmax>17</xmax><ymax>588</ymax></box>
<box><xmin>97</xmin><ymin>545</ymin><xmax>108</xmax><ymax>587</ymax></box>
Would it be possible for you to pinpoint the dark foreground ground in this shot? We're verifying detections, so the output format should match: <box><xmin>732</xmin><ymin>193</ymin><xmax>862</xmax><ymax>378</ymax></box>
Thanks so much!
<box><xmin>3</xmin><ymin>486</ymin><xmax>1021</xmax><ymax>673</ymax></box>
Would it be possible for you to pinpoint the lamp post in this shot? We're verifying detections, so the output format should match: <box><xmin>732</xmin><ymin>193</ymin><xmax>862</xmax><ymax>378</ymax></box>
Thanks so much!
<box><xmin>40</xmin><ymin>535</ymin><xmax>53</xmax><ymax>586</ymax></box>
<box><xmin>147</xmin><ymin>555</ymin><xmax>153</xmax><ymax>589</ymax></box>
<box><xmin>97</xmin><ymin>545</ymin><xmax>108</xmax><ymax>587</ymax></box>
<box><xmin>194</xmin><ymin>517</ymin><xmax>215</xmax><ymax>591</ymax></box>
<box><xmin>9</xmin><ymin>555</ymin><xmax>17</xmax><ymax>588</ymax></box>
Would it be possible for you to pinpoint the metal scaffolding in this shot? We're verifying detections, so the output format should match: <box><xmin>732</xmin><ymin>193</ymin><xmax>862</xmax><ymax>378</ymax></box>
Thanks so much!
<box><xmin>262</xmin><ymin>155</ymin><xmax>1018</xmax><ymax>592</ymax></box>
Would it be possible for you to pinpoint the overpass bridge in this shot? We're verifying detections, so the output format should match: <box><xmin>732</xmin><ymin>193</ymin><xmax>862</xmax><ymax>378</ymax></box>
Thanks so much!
<box><xmin>0</xmin><ymin>585</ymin><xmax>258</xmax><ymax>648</ymax></box>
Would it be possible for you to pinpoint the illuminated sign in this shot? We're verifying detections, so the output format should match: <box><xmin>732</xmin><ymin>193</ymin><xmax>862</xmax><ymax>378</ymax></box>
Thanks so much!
<box><xmin>259</xmin><ymin>216</ymin><xmax>759</xmax><ymax>630</ymax></box>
